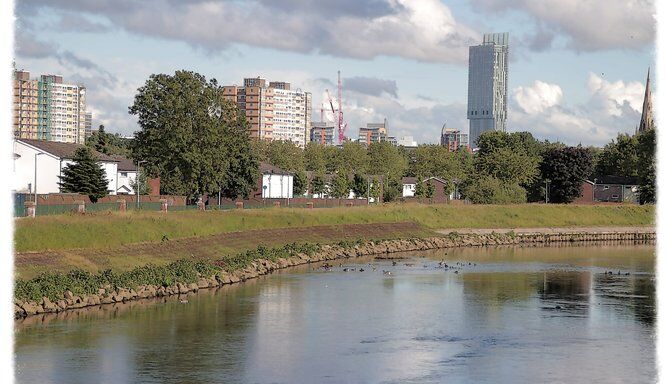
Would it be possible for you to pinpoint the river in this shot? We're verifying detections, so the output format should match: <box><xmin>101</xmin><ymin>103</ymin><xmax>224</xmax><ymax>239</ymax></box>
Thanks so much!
<box><xmin>15</xmin><ymin>244</ymin><xmax>655</xmax><ymax>383</ymax></box>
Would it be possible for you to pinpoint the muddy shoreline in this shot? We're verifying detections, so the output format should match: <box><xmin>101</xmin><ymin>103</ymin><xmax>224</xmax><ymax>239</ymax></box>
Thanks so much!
<box><xmin>14</xmin><ymin>229</ymin><xmax>655</xmax><ymax>319</ymax></box>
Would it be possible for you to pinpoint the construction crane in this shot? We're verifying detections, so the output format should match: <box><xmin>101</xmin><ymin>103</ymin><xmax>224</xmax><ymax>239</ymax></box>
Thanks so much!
<box><xmin>323</xmin><ymin>71</ymin><xmax>348</xmax><ymax>144</ymax></box>
<box><xmin>336</xmin><ymin>70</ymin><xmax>346</xmax><ymax>143</ymax></box>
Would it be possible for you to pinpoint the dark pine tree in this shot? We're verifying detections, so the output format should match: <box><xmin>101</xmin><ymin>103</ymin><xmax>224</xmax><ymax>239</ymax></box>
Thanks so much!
<box><xmin>59</xmin><ymin>147</ymin><xmax>109</xmax><ymax>203</ymax></box>
<box><xmin>540</xmin><ymin>147</ymin><xmax>593</xmax><ymax>204</ymax></box>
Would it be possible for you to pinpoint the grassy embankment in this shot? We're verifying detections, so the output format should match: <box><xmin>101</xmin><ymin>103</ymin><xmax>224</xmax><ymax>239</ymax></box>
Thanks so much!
<box><xmin>13</xmin><ymin>203</ymin><xmax>654</xmax><ymax>302</ymax></box>
<box><xmin>14</xmin><ymin>204</ymin><xmax>654</xmax><ymax>279</ymax></box>
<box><xmin>15</xmin><ymin>203</ymin><xmax>654</xmax><ymax>252</ymax></box>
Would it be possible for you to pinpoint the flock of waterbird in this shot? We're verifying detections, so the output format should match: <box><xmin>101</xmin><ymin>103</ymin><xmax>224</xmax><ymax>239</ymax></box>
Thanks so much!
<box><xmin>313</xmin><ymin>256</ymin><xmax>478</xmax><ymax>276</ymax></box>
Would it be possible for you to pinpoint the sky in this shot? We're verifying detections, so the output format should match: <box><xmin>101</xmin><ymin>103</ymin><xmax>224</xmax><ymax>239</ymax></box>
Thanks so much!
<box><xmin>12</xmin><ymin>0</ymin><xmax>656</xmax><ymax>146</ymax></box>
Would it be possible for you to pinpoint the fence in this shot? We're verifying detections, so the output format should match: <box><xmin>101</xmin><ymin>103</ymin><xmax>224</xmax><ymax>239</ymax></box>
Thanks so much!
<box><xmin>13</xmin><ymin>193</ymin><xmax>461</xmax><ymax>217</ymax></box>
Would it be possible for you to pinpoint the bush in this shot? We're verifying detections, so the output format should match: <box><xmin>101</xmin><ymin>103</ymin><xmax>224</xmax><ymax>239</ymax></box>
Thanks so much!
<box><xmin>461</xmin><ymin>175</ymin><xmax>526</xmax><ymax>204</ymax></box>
<box><xmin>15</xmin><ymin>260</ymin><xmax>222</xmax><ymax>302</ymax></box>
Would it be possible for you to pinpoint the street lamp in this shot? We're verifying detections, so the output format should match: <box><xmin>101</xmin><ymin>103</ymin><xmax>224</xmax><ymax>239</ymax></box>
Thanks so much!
<box><xmin>34</xmin><ymin>152</ymin><xmax>45</xmax><ymax>210</ymax></box>
<box><xmin>545</xmin><ymin>179</ymin><xmax>550</xmax><ymax>204</ymax></box>
<box><xmin>136</xmin><ymin>160</ymin><xmax>147</xmax><ymax>209</ymax></box>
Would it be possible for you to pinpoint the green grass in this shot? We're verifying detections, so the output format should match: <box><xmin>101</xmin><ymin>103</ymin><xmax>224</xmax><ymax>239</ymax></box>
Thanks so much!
<box><xmin>14</xmin><ymin>203</ymin><xmax>654</xmax><ymax>253</ymax></box>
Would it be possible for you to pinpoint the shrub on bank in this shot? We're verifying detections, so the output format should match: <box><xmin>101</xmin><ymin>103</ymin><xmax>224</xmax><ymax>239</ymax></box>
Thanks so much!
<box><xmin>15</xmin><ymin>242</ymin><xmax>329</xmax><ymax>302</ymax></box>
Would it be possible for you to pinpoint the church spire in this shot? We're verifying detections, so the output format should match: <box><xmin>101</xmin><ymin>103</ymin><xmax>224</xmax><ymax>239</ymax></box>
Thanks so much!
<box><xmin>638</xmin><ymin>67</ymin><xmax>654</xmax><ymax>133</ymax></box>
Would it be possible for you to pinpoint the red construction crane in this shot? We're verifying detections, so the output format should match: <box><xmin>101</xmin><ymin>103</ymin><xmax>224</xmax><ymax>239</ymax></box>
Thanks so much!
<box><xmin>324</xmin><ymin>71</ymin><xmax>348</xmax><ymax>144</ymax></box>
<box><xmin>336</xmin><ymin>70</ymin><xmax>346</xmax><ymax>143</ymax></box>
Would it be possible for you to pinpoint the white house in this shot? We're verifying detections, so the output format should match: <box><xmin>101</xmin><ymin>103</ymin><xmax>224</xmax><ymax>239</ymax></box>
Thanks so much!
<box><xmin>402</xmin><ymin>177</ymin><xmax>418</xmax><ymax>197</ymax></box>
<box><xmin>112</xmin><ymin>155</ymin><xmax>138</xmax><ymax>195</ymax></box>
<box><xmin>260</xmin><ymin>162</ymin><xmax>293</xmax><ymax>199</ymax></box>
<box><xmin>12</xmin><ymin>139</ymin><xmax>120</xmax><ymax>195</ymax></box>
<box><xmin>402</xmin><ymin>176</ymin><xmax>455</xmax><ymax>199</ymax></box>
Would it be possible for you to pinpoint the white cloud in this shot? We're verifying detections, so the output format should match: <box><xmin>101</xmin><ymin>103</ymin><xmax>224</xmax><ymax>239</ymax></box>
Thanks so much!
<box><xmin>513</xmin><ymin>80</ymin><xmax>563</xmax><ymax>114</ymax></box>
<box><xmin>470</xmin><ymin>0</ymin><xmax>655</xmax><ymax>52</ymax></box>
<box><xmin>587</xmin><ymin>72</ymin><xmax>645</xmax><ymax>115</ymax></box>
<box><xmin>21</xmin><ymin>0</ymin><xmax>480</xmax><ymax>64</ymax></box>
<box><xmin>508</xmin><ymin>74</ymin><xmax>645</xmax><ymax>145</ymax></box>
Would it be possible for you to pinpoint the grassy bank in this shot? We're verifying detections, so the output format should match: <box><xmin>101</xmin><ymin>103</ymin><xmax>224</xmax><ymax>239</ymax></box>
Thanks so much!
<box><xmin>15</xmin><ymin>203</ymin><xmax>654</xmax><ymax>253</ymax></box>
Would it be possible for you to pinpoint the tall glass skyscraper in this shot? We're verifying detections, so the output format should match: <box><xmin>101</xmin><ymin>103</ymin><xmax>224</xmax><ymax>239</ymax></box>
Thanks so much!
<box><xmin>467</xmin><ymin>33</ymin><xmax>509</xmax><ymax>149</ymax></box>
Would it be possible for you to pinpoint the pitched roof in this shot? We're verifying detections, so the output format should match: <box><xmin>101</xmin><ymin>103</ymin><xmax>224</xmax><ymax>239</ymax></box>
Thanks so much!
<box><xmin>593</xmin><ymin>175</ymin><xmax>639</xmax><ymax>185</ymax></box>
<box><xmin>402</xmin><ymin>176</ymin><xmax>448</xmax><ymax>185</ymax></box>
<box><xmin>110</xmin><ymin>155</ymin><xmax>137</xmax><ymax>171</ymax></box>
<box><xmin>17</xmin><ymin>139</ymin><xmax>118</xmax><ymax>162</ymax></box>
<box><xmin>260</xmin><ymin>162</ymin><xmax>291</xmax><ymax>175</ymax></box>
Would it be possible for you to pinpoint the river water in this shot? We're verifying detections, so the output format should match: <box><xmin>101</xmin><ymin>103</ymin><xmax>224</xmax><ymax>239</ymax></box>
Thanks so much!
<box><xmin>15</xmin><ymin>244</ymin><xmax>656</xmax><ymax>384</ymax></box>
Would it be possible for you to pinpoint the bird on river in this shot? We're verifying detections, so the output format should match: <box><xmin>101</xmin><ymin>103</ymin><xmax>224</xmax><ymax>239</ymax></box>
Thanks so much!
<box><xmin>383</xmin><ymin>270</ymin><xmax>393</xmax><ymax>276</ymax></box>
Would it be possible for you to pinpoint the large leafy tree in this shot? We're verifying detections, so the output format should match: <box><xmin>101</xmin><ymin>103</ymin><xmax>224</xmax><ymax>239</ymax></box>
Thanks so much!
<box><xmin>304</xmin><ymin>142</ymin><xmax>328</xmax><ymax>173</ymax></box>
<box><xmin>255</xmin><ymin>140</ymin><xmax>305</xmax><ymax>173</ymax></box>
<box><xmin>637</xmin><ymin>127</ymin><xmax>656</xmax><ymax>204</ymax></box>
<box><xmin>475</xmin><ymin>131</ymin><xmax>541</xmax><ymax>186</ymax></box>
<box><xmin>595</xmin><ymin>133</ymin><xmax>639</xmax><ymax>177</ymax></box>
<box><xmin>59</xmin><ymin>147</ymin><xmax>109</xmax><ymax>203</ymax></box>
<box><xmin>293</xmin><ymin>170</ymin><xmax>308</xmax><ymax>196</ymax></box>
<box><xmin>86</xmin><ymin>125</ymin><xmax>132</xmax><ymax>156</ymax></box>
<box><xmin>540</xmin><ymin>146</ymin><xmax>593</xmax><ymax>203</ymax></box>
<box><xmin>461</xmin><ymin>175</ymin><xmax>526</xmax><ymax>204</ymax></box>
<box><xmin>310</xmin><ymin>173</ymin><xmax>326</xmax><ymax>197</ymax></box>
<box><xmin>409</xmin><ymin>145</ymin><xmax>461</xmax><ymax>194</ymax></box>
<box><xmin>330</xmin><ymin>169</ymin><xmax>351</xmax><ymax>198</ymax></box>
<box><xmin>335</xmin><ymin>141</ymin><xmax>368</xmax><ymax>174</ymax></box>
<box><xmin>129</xmin><ymin>71</ymin><xmax>258</xmax><ymax>200</ymax></box>
<box><xmin>351</xmin><ymin>173</ymin><xmax>368</xmax><ymax>198</ymax></box>
<box><xmin>367</xmin><ymin>142</ymin><xmax>407</xmax><ymax>182</ymax></box>
<box><xmin>383</xmin><ymin>178</ymin><xmax>402</xmax><ymax>202</ymax></box>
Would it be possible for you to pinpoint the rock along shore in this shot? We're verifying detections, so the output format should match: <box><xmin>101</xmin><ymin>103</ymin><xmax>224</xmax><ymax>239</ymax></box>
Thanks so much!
<box><xmin>14</xmin><ymin>229</ymin><xmax>655</xmax><ymax>319</ymax></box>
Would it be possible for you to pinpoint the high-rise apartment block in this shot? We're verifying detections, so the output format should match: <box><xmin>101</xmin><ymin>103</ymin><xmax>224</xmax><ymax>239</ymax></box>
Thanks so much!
<box><xmin>467</xmin><ymin>33</ymin><xmax>509</xmax><ymax>148</ymax></box>
<box><xmin>84</xmin><ymin>112</ymin><xmax>93</xmax><ymax>138</ymax></box>
<box><xmin>223</xmin><ymin>77</ymin><xmax>312</xmax><ymax>148</ymax></box>
<box><xmin>310</xmin><ymin>122</ymin><xmax>336</xmax><ymax>146</ymax></box>
<box><xmin>441</xmin><ymin>125</ymin><xmax>469</xmax><ymax>152</ymax></box>
<box><xmin>13</xmin><ymin>70</ymin><xmax>89</xmax><ymax>144</ymax></box>
<box><xmin>358</xmin><ymin>119</ymin><xmax>389</xmax><ymax>146</ymax></box>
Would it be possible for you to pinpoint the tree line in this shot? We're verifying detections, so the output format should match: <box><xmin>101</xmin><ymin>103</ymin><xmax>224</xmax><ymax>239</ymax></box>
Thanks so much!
<box><xmin>61</xmin><ymin>70</ymin><xmax>654</xmax><ymax>205</ymax></box>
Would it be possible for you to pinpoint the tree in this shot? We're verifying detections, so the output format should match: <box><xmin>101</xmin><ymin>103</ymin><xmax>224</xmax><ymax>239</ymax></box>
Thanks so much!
<box><xmin>383</xmin><ymin>178</ymin><xmax>402</xmax><ymax>202</ymax></box>
<box><xmin>367</xmin><ymin>142</ymin><xmax>407</xmax><ymax>182</ymax></box>
<box><xmin>86</xmin><ymin>125</ymin><xmax>132</xmax><ymax>156</ymax></box>
<box><xmin>426</xmin><ymin>179</ymin><xmax>435</xmax><ymax>198</ymax></box>
<box><xmin>369</xmin><ymin>178</ymin><xmax>381</xmax><ymax>203</ymax></box>
<box><xmin>461</xmin><ymin>175</ymin><xmax>526</xmax><ymax>204</ymax></box>
<box><xmin>255</xmin><ymin>140</ymin><xmax>305</xmax><ymax>173</ymax></box>
<box><xmin>351</xmin><ymin>173</ymin><xmax>368</xmax><ymax>198</ymax></box>
<box><xmin>330</xmin><ymin>169</ymin><xmax>351</xmax><ymax>198</ymax></box>
<box><xmin>595</xmin><ymin>134</ymin><xmax>639</xmax><ymax>177</ymax></box>
<box><xmin>293</xmin><ymin>170</ymin><xmax>308</xmax><ymax>196</ymax></box>
<box><xmin>540</xmin><ymin>146</ymin><xmax>593</xmax><ymax>203</ymax></box>
<box><xmin>130</xmin><ymin>71</ymin><xmax>259</xmax><ymax>201</ymax></box>
<box><xmin>637</xmin><ymin>127</ymin><xmax>656</xmax><ymax>204</ymax></box>
<box><xmin>129</xmin><ymin>168</ymin><xmax>152</xmax><ymax>195</ymax></box>
<box><xmin>336</xmin><ymin>142</ymin><xmax>368</xmax><ymax>174</ymax></box>
<box><xmin>58</xmin><ymin>147</ymin><xmax>109</xmax><ymax>203</ymax></box>
<box><xmin>304</xmin><ymin>142</ymin><xmax>328</xmax><ymax>173</ymax></box>
<box><xmin>93</xmin><ymin>125</ymin><xmax>109</xmax><ymax>154</ymax></box>
<box><xmin>311</xmin><ymin>174</ymin><xmax>326</xmax><ymax>197</ymax></box>
<box><xmin>414</xmin><ymin>176</ymin><xmax>426</xmax><ymax>198</ymax></box>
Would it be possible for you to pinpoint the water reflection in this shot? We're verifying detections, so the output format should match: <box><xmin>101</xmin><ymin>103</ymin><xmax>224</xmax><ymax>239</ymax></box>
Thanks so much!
<box><xmin>15</xmin><ymin>244</ymin><xmax>656</xmax><ymax>384</ymax></box>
